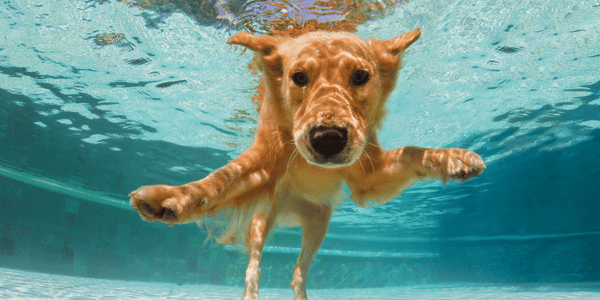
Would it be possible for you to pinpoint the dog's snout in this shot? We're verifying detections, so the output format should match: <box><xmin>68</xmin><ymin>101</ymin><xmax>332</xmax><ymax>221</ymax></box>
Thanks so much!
<box><xmin>309</xmin><ymin>126</ymin><xmax>348</xmax><ymax>159</ymax></box>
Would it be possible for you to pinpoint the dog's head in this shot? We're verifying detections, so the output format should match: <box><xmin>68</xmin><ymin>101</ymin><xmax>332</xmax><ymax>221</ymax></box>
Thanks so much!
<box><xmin>228</xmin><ymin>29</ymin><xmax>421</xmax><ymax>168</ymax></box>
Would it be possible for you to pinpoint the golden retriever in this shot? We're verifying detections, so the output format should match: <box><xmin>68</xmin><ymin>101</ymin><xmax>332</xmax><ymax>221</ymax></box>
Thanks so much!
<box><xmin>129</xmin><ymin>28</ymin><xmax>485</xmax><ymax>300</ymax></box>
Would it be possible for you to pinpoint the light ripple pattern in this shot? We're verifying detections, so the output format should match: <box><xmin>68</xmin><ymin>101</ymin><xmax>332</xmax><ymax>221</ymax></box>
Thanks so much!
<box><xmin>1</xmin><ymin>268</ymin><xmax>599</xmax><ymax>300</ymax></box>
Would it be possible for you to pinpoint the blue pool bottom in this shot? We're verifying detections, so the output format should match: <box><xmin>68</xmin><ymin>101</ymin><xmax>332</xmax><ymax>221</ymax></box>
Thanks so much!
<box><xmin>2</xmin><ymin>267</ymin><xmax>599</xmax><ymax>299</ymax></box>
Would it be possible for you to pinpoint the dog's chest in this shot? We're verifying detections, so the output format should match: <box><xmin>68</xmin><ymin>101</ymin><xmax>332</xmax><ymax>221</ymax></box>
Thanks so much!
<box><xmin>283</xmin><ymin>163</ymin><xmax>346</xmax><ymax>206</ymax></box>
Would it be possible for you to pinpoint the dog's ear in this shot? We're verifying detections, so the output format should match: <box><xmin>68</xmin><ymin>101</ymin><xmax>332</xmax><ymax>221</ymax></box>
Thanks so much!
<box><xmin>379</xmin><ymin>28</ymin><xmax>421</xmax><ymax>55</ymax></box>
<box><xmin>371</xmin><ymin>28</ymin><xmax>421</xmax><ymax>77</ymax></box>
<box><xmin>227</xmin><ymin>32</ymin><xmax>285</xmax><ymax>77</ymax></box>
<box><xmin>227</xmin><ymin>32</ymin><xmax>283</xmax><ymax>56</ymax></box>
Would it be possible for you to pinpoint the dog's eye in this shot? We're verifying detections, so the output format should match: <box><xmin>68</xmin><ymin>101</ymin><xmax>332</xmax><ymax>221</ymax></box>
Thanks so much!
<box><xmin>350</xmin><ymin>70</ymin><xmax>370</xmax><ymax>87</ymax></box>
<box><xmin>292</xmin><ymin>72</ymin><xmax>309</xmax><ymax>87</ymax></box>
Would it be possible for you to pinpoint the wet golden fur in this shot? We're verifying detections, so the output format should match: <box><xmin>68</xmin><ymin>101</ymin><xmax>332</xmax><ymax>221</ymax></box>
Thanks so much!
<box><xmin>129</xmin><ymin>28</ymin><xmax>485</xmax><ymax>300</ymax></box>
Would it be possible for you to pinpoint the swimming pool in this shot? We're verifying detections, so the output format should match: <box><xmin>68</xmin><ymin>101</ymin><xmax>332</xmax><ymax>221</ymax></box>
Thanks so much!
<box><xmin>1</xmin><ymin>0</ymin><xmax>599</xmax><ymax>298</ymax></box>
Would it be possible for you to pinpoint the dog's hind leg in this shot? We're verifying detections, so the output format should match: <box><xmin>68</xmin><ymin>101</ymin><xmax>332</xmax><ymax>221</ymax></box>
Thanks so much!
<box><xmin>243</xmin><ymin>210</ymin><xmax>275</xmax><ymax>300</ymax></box>
<box><xmin>291</xmin><ymin>201</ymin><xmax>333</xmax><ymax>300</ymax></box>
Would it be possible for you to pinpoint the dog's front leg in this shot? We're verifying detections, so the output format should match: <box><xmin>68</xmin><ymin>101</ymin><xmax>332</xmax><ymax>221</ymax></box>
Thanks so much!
<box><xmin>129</xmin><ymin>144</ymin><xmax>277</xmax><ymax>225</ymax></box>
<box><xmin>347</xmin><ymin>146</ymin><xmax>485</xmax><ymax>206</ymax></box>
<box><xmin>393</xmin><ymin>146</ymin><xmax>486</xmax><ymax>183</ymax></box>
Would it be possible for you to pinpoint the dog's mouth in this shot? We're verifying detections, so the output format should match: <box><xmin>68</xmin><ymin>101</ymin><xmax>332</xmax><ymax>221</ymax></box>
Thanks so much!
<box><xmin>295</xmin><ymin>124</ymin><xmax>364</xmax><ymax>168</ymax></box>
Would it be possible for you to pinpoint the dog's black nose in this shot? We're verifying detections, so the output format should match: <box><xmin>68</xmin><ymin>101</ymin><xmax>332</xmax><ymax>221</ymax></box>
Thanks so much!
<box><xmin>309</xmin><ymin>126</ymin><xmax>348</xmax><ymax>159</ymax></box>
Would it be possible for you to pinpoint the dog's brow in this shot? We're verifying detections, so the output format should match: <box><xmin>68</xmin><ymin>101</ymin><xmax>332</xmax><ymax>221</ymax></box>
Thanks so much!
<box><xmin>293</xmin><ymin>46</ymin><xmax>371</xmax><ymax>77</ymax></box>
<box><xmin>333</xmin><ymin>52</ymin><xmax>370</xmax><ymax>68</ymax></box>
<box><xmin>295</xmin><ymin>38</ymin><xmax>370</xmax><ymax>59</ymax></box>
<box><xmin>296</xmin><ymin>41</ymin><xmax>327</xmax><ymax>56</ymax></box>
<box><xmin>330</xmin><ymin>39</ymin><xmax>370</xmax><ymax>57</ymax></box>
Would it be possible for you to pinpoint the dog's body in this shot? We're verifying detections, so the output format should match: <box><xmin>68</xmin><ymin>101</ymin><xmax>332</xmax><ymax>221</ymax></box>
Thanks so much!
<box><xmin>130</xmin><ymin>29</ymin><xmax>485</xmax><ymax>300</ymax></box>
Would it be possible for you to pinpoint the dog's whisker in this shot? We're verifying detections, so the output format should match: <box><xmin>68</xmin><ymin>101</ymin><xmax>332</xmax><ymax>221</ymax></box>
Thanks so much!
<box><xmin>287</xmin><ymin>149</ymin><xmax>299</xmax><ymax>172</ymax></box>
<box><xmin>366</xmin><ymin>141</ymin><xmax>380</xmax><ymax>149</ymax></box>
<box><xmin>357</xmin><ymin>156</ymin><xmax>366</xmax><ymax>177</ymax></box>
<box><xmin>289</xmin><ymin>151</ymin><xmax>299</xmax><ymax>173</ymax></box>
<box><xmin>365</xmin><ymin>151</ymin><xmax>375</xmax><ymax>173</ymax></box>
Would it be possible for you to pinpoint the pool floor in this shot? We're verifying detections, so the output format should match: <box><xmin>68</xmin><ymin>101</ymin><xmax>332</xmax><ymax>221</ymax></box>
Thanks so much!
<box><xmin>1</xmin><ymin>267</ymin><xmax>599</xmax><ymax>299</ymax></box>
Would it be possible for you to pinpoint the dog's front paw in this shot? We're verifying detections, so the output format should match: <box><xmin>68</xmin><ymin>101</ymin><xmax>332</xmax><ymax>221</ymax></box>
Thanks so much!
<box><xmin>441</xmin><ymin>148</ymin><xmax>486</xmax><ymax>183</ymax></box>
<box><xmin>423</xmin><ymin>148</ymin><xmax>485</xmax><ymax>183</ymax></box>
<box><xmin>129</xmin><ymin>185</ymin><xmax>204</xmax><ymax>225</ymax></box>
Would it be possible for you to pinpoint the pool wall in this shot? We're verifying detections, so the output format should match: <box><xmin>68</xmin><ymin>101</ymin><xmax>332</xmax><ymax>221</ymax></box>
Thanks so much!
<box><xmin>1</xmin><ymin>173</ymin><xmax>599</xmax><ymax>288</ymax></box>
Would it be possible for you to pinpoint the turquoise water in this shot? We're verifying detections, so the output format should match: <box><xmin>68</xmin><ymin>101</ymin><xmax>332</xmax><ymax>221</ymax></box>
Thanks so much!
<box><xmin>1</xmin><ymin>0</ymin><xmax>600</xmax><ymax>298</ymax></box>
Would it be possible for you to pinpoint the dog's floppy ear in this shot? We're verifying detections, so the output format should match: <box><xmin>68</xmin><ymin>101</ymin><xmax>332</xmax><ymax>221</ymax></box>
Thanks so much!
<box><xmin>227</xmin><ymin>32</ymin><xmax>285</xmax><ymax>77</ymax></box>
<box><xmin>371</xmin><ymin>28</ymin><xmax>421</xmax><ymax>77</ymax></box>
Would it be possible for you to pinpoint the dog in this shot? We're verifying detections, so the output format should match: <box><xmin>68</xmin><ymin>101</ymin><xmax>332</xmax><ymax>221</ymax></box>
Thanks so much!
<box><xmin>129</xmin><ymin>28</ymin><xmax>485</xmax><ymax>300</ymax></box>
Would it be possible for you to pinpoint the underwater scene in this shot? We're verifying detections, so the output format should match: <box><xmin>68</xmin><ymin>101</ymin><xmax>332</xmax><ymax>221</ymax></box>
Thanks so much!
<box><xmin>1</xmin><ymin>0</ymin><xmax>600</xmax><ymax>298</ymax></box>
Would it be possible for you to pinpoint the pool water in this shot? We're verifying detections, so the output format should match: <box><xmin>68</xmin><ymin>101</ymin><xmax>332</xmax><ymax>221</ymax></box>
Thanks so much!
<box><xmin>1</xmin><ymin>0</ymin><xmax>600</xmax><ymax>298</ymax></box>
